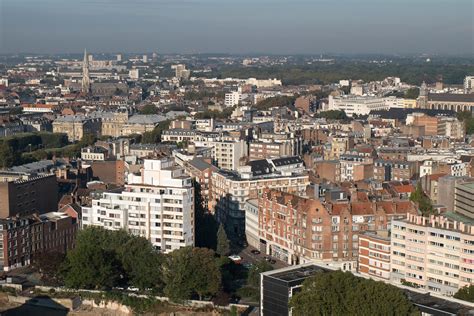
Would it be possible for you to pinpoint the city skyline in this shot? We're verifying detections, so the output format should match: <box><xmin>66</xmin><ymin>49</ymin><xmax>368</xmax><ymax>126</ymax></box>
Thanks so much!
<box><xmin>1</xmin><ymin>0</ymin><xmax>473</xmax><ymax>55</ymax></box>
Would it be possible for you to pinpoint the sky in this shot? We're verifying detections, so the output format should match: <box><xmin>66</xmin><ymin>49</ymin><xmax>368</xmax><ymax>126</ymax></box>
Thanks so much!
<box><xmin>1</xmin><ymin>0</ymin><xmax>473</xmax><ymax>55</ymax></box>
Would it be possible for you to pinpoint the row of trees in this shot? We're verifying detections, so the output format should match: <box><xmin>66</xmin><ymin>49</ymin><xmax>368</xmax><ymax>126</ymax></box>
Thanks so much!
<box><xmin>255</xmin><ymin>96</ymin><xmax>296</xmax><ymax>111</ymax></box>
<box><xmin>205</xmin><ymin>62</ymin><xmax>474</xmax><ymax>86</ymax></box>
<box><xmin>35</xmin><ymin>226</ymin><xmax>240</xmax><ymax>303</ymax></box>
<box><xmin>0</xmin><ymin>132</ymin><xmax>69</xmax><ymax>168</ymax></box>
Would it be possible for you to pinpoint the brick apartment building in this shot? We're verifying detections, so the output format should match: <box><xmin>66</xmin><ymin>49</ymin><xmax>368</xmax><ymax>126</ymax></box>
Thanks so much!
<box><xmin>0</xmin><ymin>174</ymin><xmax>58</xmax><ymax>218</ymax></box>
<box><xmin>374</xmin><ymin>160</ymin><xmax>417</xmax><ymax>182</ymax></box>
<box><xmin>0</xmin><ymin>212</ymin><xmax>78</xmax><ymax>271</ymax></box>
<box><xmin>358</xmin><ymin>231</ymin><xmax>391</xmax><ymax>281</ymax></box>
<box><xmin>256</xmin><ymin>189</ymin><xmax>415</xmax><ymax>266</ymax></box>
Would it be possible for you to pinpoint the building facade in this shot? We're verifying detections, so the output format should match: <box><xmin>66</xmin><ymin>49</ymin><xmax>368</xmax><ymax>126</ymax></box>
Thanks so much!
<box><xmin>390</xmin><ymin>214</ymin><xmax>474</xmax><ymax>296</ymax></box>
<box><xmin>82</xmin><ymin>158</ymin><xmax>194</xmax><ymax>253</ymax></box>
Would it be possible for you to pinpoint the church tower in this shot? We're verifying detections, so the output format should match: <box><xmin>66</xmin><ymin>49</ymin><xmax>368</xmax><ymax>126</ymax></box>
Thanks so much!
<box><xmin>81</xmin><ymin>49</ymin><xmax>91</xmax><ymax>94</ymax></box>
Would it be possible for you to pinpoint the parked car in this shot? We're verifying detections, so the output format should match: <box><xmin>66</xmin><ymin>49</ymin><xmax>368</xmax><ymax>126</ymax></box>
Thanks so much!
<box><xmin>250</xmin><ymin>249</ymin><xmax>261</xmax><ymax>255</ymax></box>
<box><xmin>269</xmin><ymin>259</ymin><xmax>276</xmax><ymax>264</ymax></box>
<box><xmin>243</xmin><ymin>262</ymin><xmax>253</xmax><ymax>269</ymax></box>
<box><xmin>228</xmin><ymin>255</ymin><xmax>242</xmax><ymax>263</ymax></box>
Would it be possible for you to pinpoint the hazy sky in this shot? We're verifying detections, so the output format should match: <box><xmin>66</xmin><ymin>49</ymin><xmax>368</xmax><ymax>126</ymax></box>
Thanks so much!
<box><xmin>1</xmin><ymin>0</ymin><xmax>473</xmax><ymax>55</ymax></box>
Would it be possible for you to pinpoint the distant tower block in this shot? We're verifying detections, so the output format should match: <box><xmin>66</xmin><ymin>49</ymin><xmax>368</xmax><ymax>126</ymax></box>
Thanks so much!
<box><xmin>81</xmin><ymin>49</ymin><xmax>91</xmax><ymax>94</ymax></box>
<box><xmin>116</xmin><ymin>54</ymin><xmax>122</xmax><ymax>62</ymax></box>
<box><xmin>143</xmin><ymin>55</ymin><xmax>148</xmax><ymax>63</ymax></box>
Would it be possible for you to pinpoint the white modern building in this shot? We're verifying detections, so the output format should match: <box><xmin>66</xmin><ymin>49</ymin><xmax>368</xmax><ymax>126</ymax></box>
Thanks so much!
<box><xmin>82</xmin><ymin>158</ymin><xmax>194</xmax><ymax>253</ymax></box>
<box><xmin>464</xmin><ymin>76</ymin><xmax>474</xmax><ymax>93</ymax></box>
<box><xmin>225</xmin><ymin>91</ymin><xmax>242</xmax><ymax>107</ymax></box>
<box><xmin>328</xmin><ymin>95</ymin><xmax>390</xmax><ymax>116</ymax></box>
<box><xmin>194</xmin><ymin>139</ymin><xmax>247</xmax><ymax>171</ymax></box>
<box><xmin>244</xmin><ymin>199</ymin><xmax>259</xmax><ymax>249</ymax></box>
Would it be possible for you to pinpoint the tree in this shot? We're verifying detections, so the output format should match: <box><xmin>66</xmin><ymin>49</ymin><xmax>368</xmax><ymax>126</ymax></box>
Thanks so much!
<box><xmin>405</xmin><ymin>87</ymin><xmax>420</xmax><ymax>99</ymax></box>
<box><xmin>141</xmin><ymin>120</ymin><xmax>170</xmax><ymax>144</ymax></box>
<box><xmin>119</xmin><ymin>236</ymin><xmax>165</xmax><ymax>292</ymax></box>
<box><xmin>216</xmin><ymin>224</ymin><xmax>230</xmax><ymax>256</ymax></box>
<box><xmin>247</xmin><ymin>260</ymin><xmax>273</xmax><ymax>288</ymax></box>
<box><xmin>410</xmin><ymin>182</ymin><xmax>435</xmax><ymax>216</ymax></box>
<box><xmin>454</xmin><ymin>285</ymin><xmax>474</xmax><ymax>303</ymax></box>
<box><xmin>316</xmin><ymin>110</ymin><xmax>348</xmax><ymax>120</ymax></box>
<box><xmin>139</xmin><ymin>104</ymin><xmax>158</xmax><ymax>115</ymax></box>
<box><xmin>31</xmin><ymin>251</ymin><xmax>65</xmax><ymax>286</ymax></box>
<box><xmin>163</xmin><ymin>247</ymin><xmax>221</xmax><ymax>301</ymax></box>
<box><xmin>289</xmin><ymin>270</ymin><xmax>418</xmax><ymax>316</ymax></box>
<box><xmin>0</xmin><ymin>142</ymin><xmax>20</xmax><ymax>168</ymax></box>
<box><xmin>61</xmin><ymin>228</ymin><xmax>122</xmax><ymax>290</ymax></box>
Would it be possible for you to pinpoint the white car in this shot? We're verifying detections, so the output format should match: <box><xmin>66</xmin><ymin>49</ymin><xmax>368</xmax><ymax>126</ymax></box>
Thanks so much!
<box><xmin>228</xmin><ymin>255</ymin><xmax>242</xmax><ymax>263</ymax></box>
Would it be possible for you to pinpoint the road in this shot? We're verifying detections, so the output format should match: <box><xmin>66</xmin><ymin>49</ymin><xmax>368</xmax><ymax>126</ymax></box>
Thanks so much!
<box><xmin>237</xmin><ymin>246</ymin><xmax>288</xmax><ymax>270</ymax></box>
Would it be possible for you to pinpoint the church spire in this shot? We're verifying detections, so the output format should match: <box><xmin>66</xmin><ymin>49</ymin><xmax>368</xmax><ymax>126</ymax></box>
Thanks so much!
<box><xmin>81</xmin><ymin>49</ymin><xmax>91</xmax><ymax>94</ymax></box>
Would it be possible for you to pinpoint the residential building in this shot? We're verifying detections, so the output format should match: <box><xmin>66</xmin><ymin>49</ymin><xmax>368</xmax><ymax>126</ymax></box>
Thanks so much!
<box><xmin>0</xmin><ymin>173</ymin><xmax>58</xmax><ymax>218</ymax></box>
<box><xmin>0</xmin><ymin>212</ymin><xmax>77</xmax><ymax>271</ymax></box>
<box><xmin>244</xmin><ymin>199</ymin><xmax>259</xmax><ymax>249</ymax></box>
<box><xmin>183</xmin><ymin>157</ymin><xmax>218</xmax><ymax>210</ymax></box>
<box><xmin>81</xmin><ymin>146</ymin><xmax>109</xmax><ymax>161</ymax></box>
<box><xmin>464</xmin><ymin>76</ymin><xmax>474</xmax><ymax>93</ymax></box>
<box><xmin>374</xmin><ymin>160</ymin><xmax>416</xmax><ymax>182</ymax></box>
<box><xmin>194</xmin><ymin>139</ymin><xmax>247</xmax><ymax>171</ymax></box>
<box><xmin>225</xmin><ymin>91</ymin><xmax>242</xmax><ymax>107</ymax></box>
<box><xmin>358</xmin><ymin>231</ymin><xmax>391</xmax><ymax>281</ymax></box>
<box><xmin>82</xmin><ymin>158</ymin><xmax>194</xmax><ymax>253</ymax></box>
<box><xmin>390</xmin><ymin>213</ymin><xmax>474</xmax><ymax>296</ymax></box>
<box><xmin>211</xmin><ymin>159</ymin><xmax>309</xmax><ymax>238</ymax></box>
<box><xmin>257</xmin><ymin>189</ymin><xmax>413</xmax><ymax>265</ymax></box>
<box><xmin>454</xmin><ymin>181</ymin><xmax>474</xmax><ymax>219</ymax></box>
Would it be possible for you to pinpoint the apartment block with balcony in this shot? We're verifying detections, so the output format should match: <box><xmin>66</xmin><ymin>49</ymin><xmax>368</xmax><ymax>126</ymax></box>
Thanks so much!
<box><xmin>390</xmin><ymin>213</ymin><xmax>474</xmax><ymax>296</ymax></box>
<box><xmin>358</xmin><ymin>231</ymin><xmax>391</xmax><ymax>281</ymax></box>
<box><xmin>82</xmin><ymin>158</ymin><xmax>194</xmax><ymax>253</ymax></box>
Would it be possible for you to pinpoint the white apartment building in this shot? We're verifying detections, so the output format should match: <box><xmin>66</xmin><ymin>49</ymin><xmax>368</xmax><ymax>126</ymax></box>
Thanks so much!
<box><xmin>224</xmin><ymin>91</ymin><xmax>242</xmax><ymax>107</ymax></box>
<box><xmin>244</xmin><ymin>199</ymin><xmax>259</xmax><ymax>249</ymax></box>
<box><xmin>194</xmin><ymin>139</ymin><xmax>247</xmax><ymax>171</ymax></box>
<box><xmin>390</xmin><ymin>214</ymin><xmax>474</xmax><ymax>296</ymax></box>
<box><xmin>464</xmin><ymin>76</ymin><xmax>474</xmax><ymax>93</ymax></box>
<box><xmin>328</xmin><ymin>95</ymin><xmax>390</xmax><ymax>116</ymax></box>
<box><xmin>82</xmin><ymin>158</ymin><xmax>194</xmax><ymax>253</ymax></box>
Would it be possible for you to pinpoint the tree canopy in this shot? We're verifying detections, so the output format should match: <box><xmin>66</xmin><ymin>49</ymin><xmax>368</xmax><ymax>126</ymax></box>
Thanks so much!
<box><xmin>61</xmin><ymin>227</ymin><xmax>164</xmax><ymax>291</ymax></box>
<box><xmin>255</xmin><ymin>96</ymin><xmax>295</xmax><ymax>110</ymax></box>
<box><xmin>142</xmin><ymin>120</ymin><xmax>171</xmax><ymax>143</ymax></box>
<box><xmin>410</xmin><ymin>182</ymin><xmax>435</xmax><ymax>216</ymax></box>
<box><xmin>290</xmin><ymin>270</ymin><xmax>418</xmax><ymax>316</ymax></box>
<box><xmin>216</xmin><ymin>224</ymin><xmax>230</xmax><ymax>256</ymax></box>
<box><xmin>454</xmin><ymin>285</ymin><xmax>474</xmax><ymax>303</ymax></box>
<box><xmin>139</xmin><ymin>104</ymin><xmax>159</xmax><ymax>115</ymax></box>
<box><xmin>162</xmin><ymin>247</ymin><xmax>221</xmax><ymax>301</ymax></box>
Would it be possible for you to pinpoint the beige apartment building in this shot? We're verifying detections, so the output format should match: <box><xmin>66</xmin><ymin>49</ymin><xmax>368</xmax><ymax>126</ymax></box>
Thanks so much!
<box><xmin>390</xmin><ymin>213</ymin><xmax>474</xmax><ymax>296</ymax></box>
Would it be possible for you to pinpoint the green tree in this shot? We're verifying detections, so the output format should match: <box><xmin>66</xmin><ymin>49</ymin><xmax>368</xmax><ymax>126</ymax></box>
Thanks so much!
<box><xmin>454</xmin><ymin>285</ymin><xmax>474</xmax><ymax>303</ymax></box>
<box><xmin>290</xmin><ymin>270</ymin><xmax>418</xmax><ymax>316</ymax></box>
<box><xmin>255</xmin><ymin>96</ymin><xmax>295</xmax><ymax>110</ymax></box>
<box><xmin>0</xmin><ymin>142</ymin><xmax>20</xmax><ymax>168</ymax></box>
<box><xmin>31</xmin><ymin>251</ymin><xmax>65</xmax><ymax>286</ymax></box>
<box><xmin>142</xmin><ymin>120</ymin><xmax>170</xmax><ymax>143</ymax></box>
<box><xmin>410</xmin><ymin>182</ymin><xmax>435</xmax><ymax>216</ymax></box>
<box><xmin>316</xmin><ymin>110</ymin><xmax>348</xmax><ymax>120</ymax></box>
<box><xmin>61</xmin><ymin>228</ymin><xmax>122</xmax><ymax>290</ymax></box>
<box><xmin>405</xmin><ymin>87</ymin><xmax>420</xmax><ymax>99</ymax></box>
<box><xmin>119</xmin><ymin>236</ymin><xmax>164</xmax><ymax>292</ymax></box>
<box><xmin>216</xmin><ymin>224</ymin><xmax>230</xmax><ymax>256</ymax></box>
<box><xmin>247</xmin><ymin>260</ymin><xmax>273</xmax><ymax>288</ymax></box>
<box><xmin>139</xmin><ymin>104</ymin><xmax>158</xmax><ymax>115</ymax></box>
<box><xmin>163</xmin><ymin>247</ymin><xmax>221</xmax><ymax>301</ymax></box>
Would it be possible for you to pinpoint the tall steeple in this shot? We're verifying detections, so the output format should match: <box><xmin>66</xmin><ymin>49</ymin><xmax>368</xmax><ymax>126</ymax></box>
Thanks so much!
<box><xmin>81</xmin><ymin>49</ymin><xmax>91</xmax><ymax>94</ymax></box>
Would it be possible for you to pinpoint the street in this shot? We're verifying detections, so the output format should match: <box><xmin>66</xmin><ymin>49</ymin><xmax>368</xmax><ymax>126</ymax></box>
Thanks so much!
<box><xmin>237</xmin><ymin>246</ymin><xmax>288</xmax><ymax>270</ymax></box>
